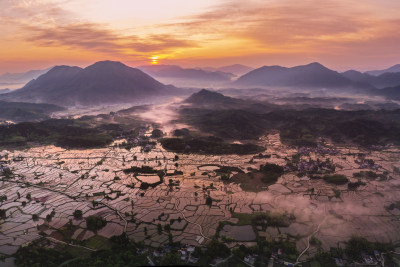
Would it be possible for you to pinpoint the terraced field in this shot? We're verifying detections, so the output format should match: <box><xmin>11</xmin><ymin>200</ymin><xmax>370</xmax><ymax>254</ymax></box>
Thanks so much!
<box><xmin>1</xmin><ymin>130</ymin><xmax>400</xmax><ymax>261</ymax></box>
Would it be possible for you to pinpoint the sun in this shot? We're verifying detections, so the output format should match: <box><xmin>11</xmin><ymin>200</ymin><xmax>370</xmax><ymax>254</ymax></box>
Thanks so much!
<box><xmin>150</xmin><ymin>56</ymin><xmax>159</xmax><ymax>65</ymax></box>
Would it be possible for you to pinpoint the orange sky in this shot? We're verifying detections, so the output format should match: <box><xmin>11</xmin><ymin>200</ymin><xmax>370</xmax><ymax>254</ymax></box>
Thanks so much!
<box><xmin>1</xmin><ymin>0</ymin><xmax>400</xmax><ymax>73</ymax></box>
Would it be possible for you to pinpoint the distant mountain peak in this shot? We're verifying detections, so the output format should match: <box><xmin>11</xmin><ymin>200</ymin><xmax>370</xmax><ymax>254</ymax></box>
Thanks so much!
<box><xmin>1</xmin><ymin>61</ymin><xmax>177</xmax><ymax>106</ymax></box>
<box><xmin>307</xmin><ymin>62</ymin><xmax>324</xmax><ymax>67</ymax></box>
<box><xmin>185</xmin><ymin>89</ymin><xmax>230</xmax><ymax>104</ymax></box>
<box><xmin>366</xmin><ymin>64</ymin><xmax>400</xmax><ymax>76</ymax></box>
<box><xmin>48</xmin><ymin>65</ymin><xmax>82</xmax><ymax>73</ymax></box>
<box><xmin>234</xmin><ymin>62</ymin><xmax>369</xmax><ymax>89</ymax></box>
<box><xmin>90</xmin><ymin>60</ymin><xmax>126</xmax><ymax>67</ymax></box>
<box><xmin>300</xmin><ymin>62</ymin><xmax>329</xmax><ymax>70</ymax></box>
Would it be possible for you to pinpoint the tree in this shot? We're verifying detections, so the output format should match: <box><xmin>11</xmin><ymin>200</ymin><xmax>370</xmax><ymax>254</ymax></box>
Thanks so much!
<box><xmin>86</xmin><ymin>216</ymin><xmax>107</xmax><ymax>232</ymax></box>
<box><xmin>26</xmin><ymin>193</ymin><xmax>31</xmax><ymax>201</ymax></box>
<box><xmin>73</xmin><ymin>209</ymin><xmax>83</xmax><ymax>219</ymax></box>
<box><xmin>151</xmin><ymin>129</ymin><xmax>163</xmax><ymax>138</ymax></box>
<box><xmin>0</xmin><ymin>209</ymin><xmax>6</xmax><ymax>219</ymax></box>
<box><xmin>160</xmin><ymin>250</ymin><xmax>181</xmax><ymax>266</ymax></box>
<box><xmin>206</xmin><ymin>196</ymin><xmax>213</xmax><ymax>207</ymax></box>
<box><xmin>157</xmin><ymin>223</ymin><xmax>162</xmax><ymax>235</ymax></box>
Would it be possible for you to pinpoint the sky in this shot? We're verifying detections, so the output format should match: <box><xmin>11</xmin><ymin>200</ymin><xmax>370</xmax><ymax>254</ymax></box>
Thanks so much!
<box><xmin>1</xmin><ymin>0</ymin><xmax>400</xmax><ymax>73</ymax></box>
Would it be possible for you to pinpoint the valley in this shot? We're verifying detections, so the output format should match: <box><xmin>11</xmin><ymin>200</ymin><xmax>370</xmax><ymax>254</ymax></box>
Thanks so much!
<box><xmin>1</xmin><ymin>96</ymin><xmax>400</xmax><ymax>266</ymax></box>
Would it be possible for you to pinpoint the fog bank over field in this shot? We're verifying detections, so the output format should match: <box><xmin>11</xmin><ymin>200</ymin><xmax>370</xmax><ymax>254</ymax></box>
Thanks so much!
<box><xmin>137</xmin><ymin>97</ymin><xmax>192</xmax><ymax>134</ymax></box>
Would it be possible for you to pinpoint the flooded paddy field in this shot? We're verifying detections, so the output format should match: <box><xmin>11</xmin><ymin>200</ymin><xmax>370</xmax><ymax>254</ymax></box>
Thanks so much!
<box><xmin>1</xmin><ymin>132</ymin><xmax>400</xmax><ymax>260</ymax></box>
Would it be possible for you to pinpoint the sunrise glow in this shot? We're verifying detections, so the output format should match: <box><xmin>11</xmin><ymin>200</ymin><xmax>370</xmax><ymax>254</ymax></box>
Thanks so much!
<box><xmin>0</xmin><ymin>0</ymin><xmax>399</xmax><ymax>72</ymax></box>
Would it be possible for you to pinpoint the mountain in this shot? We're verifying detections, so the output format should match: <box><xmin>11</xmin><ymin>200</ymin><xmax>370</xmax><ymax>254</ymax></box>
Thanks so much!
<box><xmin>184</xmin><ymin>89</ymin><xmax>250</xmax><ymax>110</ymax></box>
<box><xmin>234</xmin><ymin>62</ymin><xmax>372</xmax><ymax>90</ymax></box>
<box><xmin>138</xmin><ymin>65</ymin><xmax>234</xmax><ymax>82</ymax></box>
<box><xmin>342</xmin><ymin>70</ymin><xmax>400</xmax><ymax>88</ymax></box>
<box><xmin>185</xmin><ymin>89</ymin><xmax>236</xmax><ymax>104</ymax></box>
<box><xmin>0</xmin><ymin>88</ymin><xmax>11</xmax><ymax>94</ymax></box>
<box><xmin>1</xmin><ymin>61</ymin><xmax>177</xmax><ymax>106</ymax></box>
<box><xmin>199</xmin><ymin>64</ymin><xmax>254</xmax><ymax>76</ymax></box>
<box><xmin>377</xmin><ymin>85</ymin><xmax>400</xmax><ymax>100</ymax></box>
<box><xmin>366</xmin><ymin>64</ymin><xmax>400</xmax><ymax>76</ymax></box>
<box><xmin>184</xmin><ymin>89</ymin><xmax>277</xmax><ymax>112</ymax></box>
<box><xmin>217</xmin><ymin>64</ymin><xmax>254</xmax><ymax>76</ymax></box>
<box><xmin>0</xmin><ymin>67</ymin><xmax>51</xmax><ymax>89</ymax></box>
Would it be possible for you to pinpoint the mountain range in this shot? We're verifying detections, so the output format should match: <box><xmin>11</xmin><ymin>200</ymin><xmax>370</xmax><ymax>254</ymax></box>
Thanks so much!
<box><xmin>342</xmin><ymin>70</ymin><xmax>400</xmax><ymax>88</ymax></box>
<box><xmin>234</xmin><ymin>62</ymin><xmax>372</xmax><ymax>90</ymax></box>
<box><xmin>200</xmin><ymin>64</ymin><xmax>254</xmax><ymax>76</ymax></box>
<box><xmin>365</xmin><ymin>64</ymin><xmax>400</xmax><ymax>76</ymax></box>
<box><xmin>138</xmin><ymin>65</ymin><xmax>234</xmax><ymax>82</ymax></box>
<box><xmin>0</xmin><ymin>67</ymin><xmax>51</xmax><ymax>89</ymax></box>
<box><xmin>1</xmin><ymin>61</ymin><xmax>400</xmax><ymax>107</ymax></box>
<box><xmin>1</xmin><ymin>61</ymin><xmax>177</xmax><ymax>106</ymax></box>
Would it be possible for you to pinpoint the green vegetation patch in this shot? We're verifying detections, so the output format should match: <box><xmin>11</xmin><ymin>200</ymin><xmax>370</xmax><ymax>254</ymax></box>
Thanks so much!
<box><xmin>86</xmin><ymin>216</ymin><xmax>107</xmax><ymax>232</ymax></box>
<box><xmin>227</xmin><ymin>163</ymin><xmax>284</xmax><ymax>192</ymax></box>
<box><xmin>0</xmin><ymin>101</ymin><xmax>64</xmax><ymax>122</ymax></box>
<box><xmin>323</xmin><ymin>174</ymin><xmax>349</xmax><ymax>185</ymax></box>
<box><xmin>14</xmin><ymin>240</ymin><xmax>73</xmax><ymax>267</ymax></box>
<box><xmin>84</xmin><ymin>235</ymin><xmax>111</xmax><ymax>250</ymax></box>
<box><xmin>180</xmin><ymin>107</ymin><xmax>400</xmax><ymax>147</ymax></box>
<box><xmin>160</xmin><ymin>136</ymin><xmax>264</xmax><ymax>155</ymax></box>
<box><xmin>345</xmin><ymin>236</ymin><xmax>394</xmax><ymax>262</ymax></box>
<box><xmin>0</xmin><ymin>119</ymin><xmax>115</xmax><ymax>148</ymax></box>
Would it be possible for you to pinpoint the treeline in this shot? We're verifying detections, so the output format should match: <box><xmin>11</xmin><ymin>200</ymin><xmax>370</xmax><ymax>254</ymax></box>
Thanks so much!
<box><xmin>0</xmin><ymin>101</ymin><xmax>64</xmax><ymax>122</ymax></box>
<box><xmin>160</xmin><ymin>136</ymin><xmax>265</xmax><ymax>155</ymax></box>
<box><xmin>14</xmin><ymin>233</ymin><xmax>149</xmax><ymax>267</ymax></box>
<box><xmin>180</xmin><ymin>107</ymin><xmax>400</xmax><ymax>147</ymax></box>
<box><xmin>0</xmin><ymin>119</ymin><xmax>115</xmax><ymax>148</ymax></box>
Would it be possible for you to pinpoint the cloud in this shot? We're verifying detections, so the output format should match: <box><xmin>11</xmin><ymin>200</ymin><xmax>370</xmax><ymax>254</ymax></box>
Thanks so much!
<box><xmin>1</xmin><ymin>0</ymin><xmax>195</xmax><ymax>57</ymax></box>
<box><xmin>1</xmin><ymin>0</ymin><xmax>400</xmax><ymax>70</ymax></box>
<box><xmin>22</xmin><ymin>23</ymin><xmax>194</xmax><ymax>56</ymax></box>
<box><xmin>156</xmin><ymin>0</ymin><xmax>400</xmax><ymax>68</ymax></box>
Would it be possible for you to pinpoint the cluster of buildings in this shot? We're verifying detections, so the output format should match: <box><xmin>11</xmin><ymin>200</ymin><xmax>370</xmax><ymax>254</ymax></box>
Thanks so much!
<box><xmin>116</xmin><ymin>127</ymin><xmax>155</xmax><ymax>152</ymax></box>
<box><xmin>298</xmin><ymin>146</ymin><xmax>340</xmax><ymax>156</ymax></box>
<box><xmin>295</xmin><ymin>159</ymin><xmax>335</xmax><ymax>174</ymax></box>
<box><xmin>356</xmin><ymin>158</ymin><xmax>381</xmax><ymax>170</ymax></box>
<box><xmin>150</xmin><ymin>244</ymin><xmax>198</xmax><ymax>265</ymax></box>
<box><xmin>0</xmin><ymin>155</ymin><xmax>10</xmax><ymax>175</ymax></box>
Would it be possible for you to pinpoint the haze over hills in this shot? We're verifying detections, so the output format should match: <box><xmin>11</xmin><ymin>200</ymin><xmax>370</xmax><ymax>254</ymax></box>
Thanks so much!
<box><xmin>201</xmin><ymin>64</ymin><xmax>254</xmax><ymax>76</ymax></box>
<box><xmin>1</xmin><ymin>61</ymin><xmax>177</xmax><ymax>106</ymax></box>
<box><xmin>365</xmin><ymin>64</ymin><xmax>400</xmax><ymax>76</ymax></box>
<box><xmin>137</xmin><ymin>65</ymin><xmax>234</xmax><ymax>87</ymax></box>
<box><xmin>234</xmin><ymin>62</ymin><xmax>373</xmax><ymax>91</ymax></box>
<box><xmin>377</xmin><ymin>85</ymin><xmax>400</xmax><ymax>100</ymax></box>
<box><xmin>0</xmin><ymin>67</ymin><xmax>51</xmax><ymax>89</ymax></box>
<box><xmin>342</xmin><ymin>70</ymin><xmax>400</xmax><ymax>88</ymax></box>
<box><xmin>218</xmin><ymin>64</ymin><xmax>254</xmax><ymax>76</ymax></box>
<box><xmin>0</xmin><ymin>89</ymin><xmax>11</xmax><ymax>94</ymax></box>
